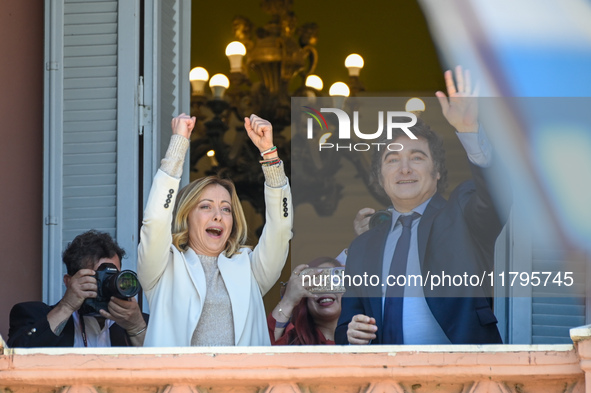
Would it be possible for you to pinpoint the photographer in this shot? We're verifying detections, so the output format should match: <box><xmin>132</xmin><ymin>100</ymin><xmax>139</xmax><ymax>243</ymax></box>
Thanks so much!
<box><xmin>8</xmin><ymin>230</ymin><xmax>148</xmax><ymax>347</ymax></box>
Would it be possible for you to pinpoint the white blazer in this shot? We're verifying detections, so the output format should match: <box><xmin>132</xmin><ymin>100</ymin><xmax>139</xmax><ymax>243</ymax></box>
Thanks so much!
<box><xmin>138</xmin><ymin>170</ymin><xmax>293</xmax><ymax>346</ymax></box>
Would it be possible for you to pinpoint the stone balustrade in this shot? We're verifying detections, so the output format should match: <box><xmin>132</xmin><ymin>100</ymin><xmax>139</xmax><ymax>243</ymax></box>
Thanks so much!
<box><xmin>2</xmin><ymin>326</ymin><xmax>591</xmax><ymax>393</ymax></box>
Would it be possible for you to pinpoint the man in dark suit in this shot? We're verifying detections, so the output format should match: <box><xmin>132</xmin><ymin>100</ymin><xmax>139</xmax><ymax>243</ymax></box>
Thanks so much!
<box><xmin>8</xmin><ymin>230</ymin><xmax>148</xmax><ymax>347</ymax></box>
<box><xmin>336</xmin><ymin>66</ymin><xmax>507</xmax><ymax>345</ymax></box>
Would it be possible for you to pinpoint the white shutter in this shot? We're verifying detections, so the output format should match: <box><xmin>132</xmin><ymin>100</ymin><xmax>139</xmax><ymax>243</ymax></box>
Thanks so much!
<box><xmin>530</xmin><ymin>245</ymin><xmax>587</xmax><ymax>344</ymax></box>
<box><xmin>43</xmin><ymin>0</ymin><xmax>140</xmax><ymax>304</ymax></box>
<box><xmin>141</xmin><ymin>0</ymin><xmax>191</xmax><ymax>205</ymax></box>
<box><xmin>495</xmin><ymin>209</ymin><xmax>588</xmax><ymax>344</ymax></box>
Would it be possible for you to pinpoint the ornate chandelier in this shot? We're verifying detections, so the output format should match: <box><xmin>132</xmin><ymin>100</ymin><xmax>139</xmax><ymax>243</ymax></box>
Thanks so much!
<box><xmin>189</xmin><ymin>0</ymin><xmax>365</xmax><ymax>222</ymax></box>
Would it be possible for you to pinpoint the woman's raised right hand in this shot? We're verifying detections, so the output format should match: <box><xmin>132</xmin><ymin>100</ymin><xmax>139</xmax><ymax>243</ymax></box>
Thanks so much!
<box><xmin>171</xmin><ymin>113</ymin><xmax>196</xmax><ymax>139</ymax></box>
<box><xmin>282</xmin><ymin>264</ymin><xmax>316</xmax><ymax>307</ymax></box>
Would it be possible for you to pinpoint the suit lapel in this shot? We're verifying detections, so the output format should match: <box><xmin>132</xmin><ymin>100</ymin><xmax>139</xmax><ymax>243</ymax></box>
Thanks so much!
<box><xmin>217</xmin><ymin>252</ymin><xmax>251</xmax><ymax>344</ymax></box>
<box><xmin>184</xmin><ymin>248</ymin><xmax>207</xmax><ymax>308</ymax></box>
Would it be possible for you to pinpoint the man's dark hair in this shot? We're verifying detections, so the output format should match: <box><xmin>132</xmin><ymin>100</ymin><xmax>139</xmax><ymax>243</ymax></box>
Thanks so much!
<box><xmin>62</xmin><ymin>230</ymin><xmax>126</xmax><ymax>276</ymax></box>
<box><xmin>370</xmin><ymin>116</ymin><xmax>448</xmax><ymax>198</ymax></box>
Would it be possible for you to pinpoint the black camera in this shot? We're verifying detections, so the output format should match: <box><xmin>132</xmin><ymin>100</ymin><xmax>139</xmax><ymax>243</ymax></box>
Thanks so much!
<box><xmin>368</xmin><ymin>210</ymin><xmax>392</xmax><ymax>229</ymax></box>
<box><xmin>79</xmin><ymin>263</ymin><xmax>141</xmax><ymax>316</ymax></box>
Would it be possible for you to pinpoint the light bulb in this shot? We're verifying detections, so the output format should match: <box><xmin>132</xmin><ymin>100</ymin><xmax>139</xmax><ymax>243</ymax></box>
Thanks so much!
<box><xmin>345</xmin><ymin>54</ymin><xmax>364</xmax><ymax>68</ymax></box>
<box><xmin>206</xmin><ymin>150</ymin><xmax>219</xmax><ymax>166</ymax></box>
<box><xmin>225</xmin><ymin>41</ymin><xmax>246</xmax><ymax>56</ymax></box>
<box><xmin>225</xmin><ymin>41</ymin><xmax>246</xmax><ymax>73</ymax></box>
<box><xmin>405</xmin><ymin>98</ymin><xmax>426</xmax><ymax>113</ymax></box>
<box><xmin>319</xmin><ymin>133</ymin><xmax>332</xmax><ymax>144</ymax></box>
<box><xmin>189</xmin><ymin>67</ymin><xmax>209</xmax><ymax>95</ymax></box>
<box><xmin>189</xmin><ymin>67</ymin><xmax>209</xmax><ymax>81</ymax></box>
<box><xmin>329</xmin><ymin>82</ymin><xmax>350</xmax><ymax>97</ymax></box>
<box><xmin>345</xmin><ymin>54</ymin><xmax>364</xmax><ymax>77</ymax></box>
<box><xmin>209</xmin><ymin>73</ymin><xmax>230</xmax><ymax>99</ymax></box>
<box><xmin>329</xmin><ymin>82</ymin><xmax>350</xmax><ymax>109</ymax></box>
<box><xmin>305</xmin><ymin>75</ymin><xmax>323</xmax><ymax>91</ymax></box>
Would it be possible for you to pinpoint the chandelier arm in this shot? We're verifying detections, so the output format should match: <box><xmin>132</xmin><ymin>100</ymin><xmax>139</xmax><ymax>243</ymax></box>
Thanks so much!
<box><xmin>298</xmin><ymin>45</ymin><xmax>318</xmax><ymax>79</ymax></box>
<box><xmin>190</xmin><ymin>0</ymin><xmax>367</xmax><ymax>222</ymax></box>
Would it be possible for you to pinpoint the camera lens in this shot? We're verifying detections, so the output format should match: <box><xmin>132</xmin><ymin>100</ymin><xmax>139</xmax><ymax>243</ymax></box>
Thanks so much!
<box><xmin>115</xmin><ymin>271</ymin><xmax>141</xmax><ymax>298</ymax></box>
<box><xmin>103</xmin><ymin>270</ymin><xmax>141</xmax><ymax>299</ymax></box>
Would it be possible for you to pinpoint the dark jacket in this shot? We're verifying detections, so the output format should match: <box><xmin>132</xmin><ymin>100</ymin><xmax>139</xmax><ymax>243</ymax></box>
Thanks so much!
<box><xmin>336</xmin><ymin>163</ymin><xmax>507</xmax><ymax>345</ymax></box>
<box><xmin>8</xmin><ymin>301</ymin><xmax>149</xmax><ymax>348</ymax></box>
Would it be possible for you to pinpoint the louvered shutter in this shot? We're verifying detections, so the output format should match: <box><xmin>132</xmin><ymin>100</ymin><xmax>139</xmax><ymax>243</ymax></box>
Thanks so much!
<box><xmin>43</xmin><ymin>0</ymin><xmax>140</xmax><ymax>304</ymax></box>
<box><xmin>495</xmin><ymin>210</ymin><xmax>588</xmax><ymax>344</ymax></box>
<box><xmin>531</xmin><ymin>245</ymin><xmax>587</xmax><ymax>344</ymax></box>
<box><xmin>141</xmin><ymin>0</ymin><xmax>191</xmax><ymax>201</ymax></box>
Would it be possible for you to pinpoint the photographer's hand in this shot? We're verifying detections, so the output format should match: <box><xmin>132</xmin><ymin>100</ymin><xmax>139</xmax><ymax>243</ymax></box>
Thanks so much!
<box><xmin>100</xmin><ymin>297</ymin><xmax>146</xmax><ymax>346</ymax></box>
<box><xmin>354</xmin><ymin>207</ymin><xmax>375</xmax><ymax>236</ymax></box>
<box><xmin>47</xmin><ymin>269</ymin><xmax>97</xmax><ymax>335</ymax></box>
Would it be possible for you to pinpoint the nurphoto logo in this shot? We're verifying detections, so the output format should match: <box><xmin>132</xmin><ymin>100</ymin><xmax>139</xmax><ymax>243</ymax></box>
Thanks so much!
<box><xmin>303</xmin><ymin>107</ymin><xmax>418</xmax><ymax>151</ymax></box>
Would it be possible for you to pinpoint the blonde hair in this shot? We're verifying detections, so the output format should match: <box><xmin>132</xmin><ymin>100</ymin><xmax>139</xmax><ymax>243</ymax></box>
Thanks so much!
<box><xmin>172</xmin><ymin>176</ymin><xmax>249</xmax><ymax>258</ymax></box>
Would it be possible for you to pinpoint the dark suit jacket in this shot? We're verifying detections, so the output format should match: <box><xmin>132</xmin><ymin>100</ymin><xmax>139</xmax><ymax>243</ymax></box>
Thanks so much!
<box><xmin>336</xmin><ymin>163</ymin><xmax>506</xmax><ymax>345</ymax></box>
<box><xmin>7</xmin><ymin>301</ymin><xmax>149</xmax><ymax>348</ymax></box>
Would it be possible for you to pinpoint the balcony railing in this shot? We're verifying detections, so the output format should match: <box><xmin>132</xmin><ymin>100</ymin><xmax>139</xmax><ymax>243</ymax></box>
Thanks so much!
<box><xmin>2</xmin><ymin>325</ymin><xmax>591</xmax><ymax>393</ymax></box>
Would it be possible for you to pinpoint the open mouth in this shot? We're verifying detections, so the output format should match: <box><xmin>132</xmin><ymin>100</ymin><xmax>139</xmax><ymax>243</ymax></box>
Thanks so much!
<box><xmin>317</xmin><ymin>296</ymin><xmax>336</xmax><ymax>306</ymax></box>
<box><xmin>206</xmin><ymin>227</ymin><xmax>223</xmax><ymax>237</ymax></box>
<box><xmin>397</xmin><ymin>180</ymin><xmax>417</xmax><ymax>184</ymax></box>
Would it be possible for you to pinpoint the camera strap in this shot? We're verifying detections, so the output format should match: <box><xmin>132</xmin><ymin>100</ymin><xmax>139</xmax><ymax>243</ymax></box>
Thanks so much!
<box><xmin>77</xmin><ymin>311</ymin><xmax>88</xmax><ymax>347</ymax></box>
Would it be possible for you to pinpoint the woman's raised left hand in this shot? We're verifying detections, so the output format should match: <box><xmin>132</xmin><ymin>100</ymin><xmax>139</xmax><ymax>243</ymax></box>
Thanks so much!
<box><xmin>244</xmin><ymin>114</ymin><xmax>275</xmax><ymax>156</ymax></box>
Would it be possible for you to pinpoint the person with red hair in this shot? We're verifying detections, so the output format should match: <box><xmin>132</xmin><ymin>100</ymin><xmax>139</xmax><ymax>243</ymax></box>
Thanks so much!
<box><xmin>268</xmin><ymin>257</ymin><xmax>343</xmax><ymax>345</ymax></box>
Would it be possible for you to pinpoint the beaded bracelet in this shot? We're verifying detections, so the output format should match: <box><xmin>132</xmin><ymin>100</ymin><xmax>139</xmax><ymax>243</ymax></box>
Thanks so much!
<box><xmin>259</xmin><ymin>158</ymin><xmax>281</xmax><ymax>166</ymax></box>
<box><xmin>260</xmin><ymin>146</ymin><xmax>277</xmax><ymax>157</ymax></box>
<box><xmin>259</xmin><ymin>158</ymin><xmax>280</xmax><ymax>164</ymax></box>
